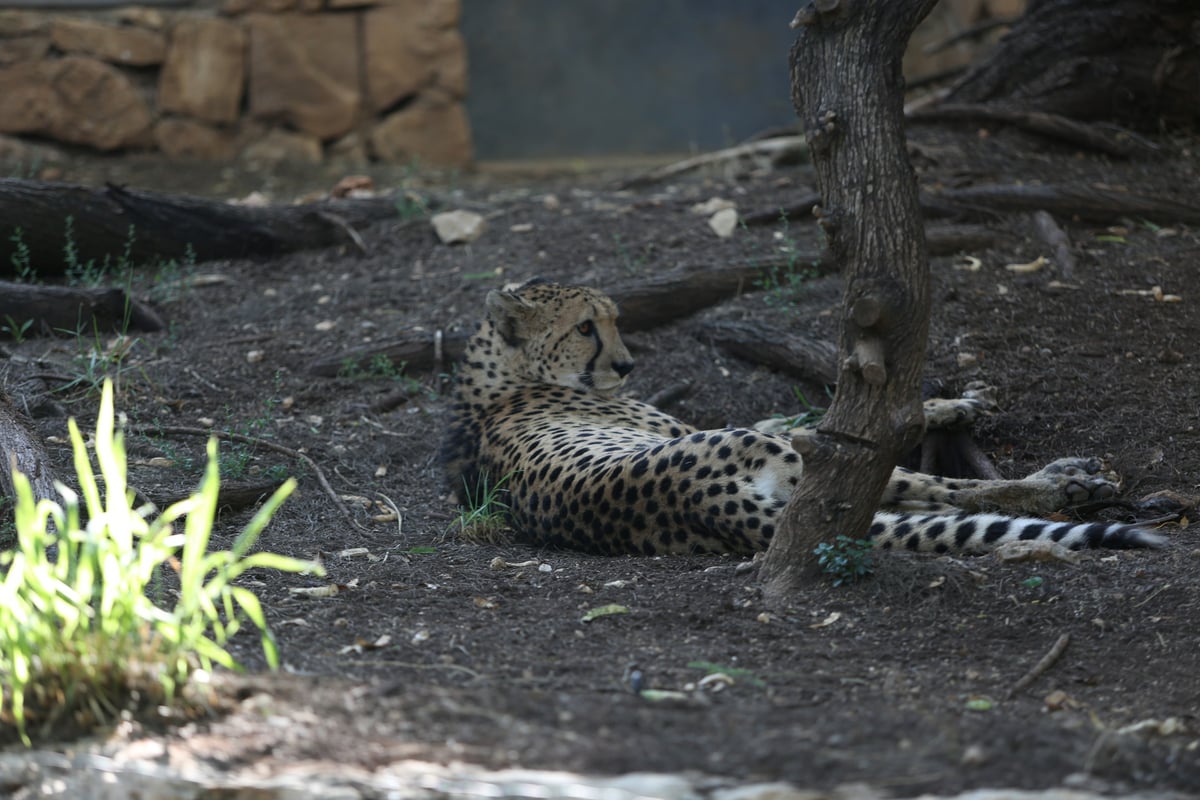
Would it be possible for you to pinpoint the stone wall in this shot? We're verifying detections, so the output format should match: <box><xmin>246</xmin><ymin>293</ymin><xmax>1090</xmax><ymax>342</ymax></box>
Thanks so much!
<box><xmin>0</xmin><ymin>0</ymin><xmax>471</xmax><ymax>167</ymax></box>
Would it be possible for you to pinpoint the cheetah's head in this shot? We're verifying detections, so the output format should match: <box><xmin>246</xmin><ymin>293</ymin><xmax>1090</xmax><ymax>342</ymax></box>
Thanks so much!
<box><xmin>483</xmin><ymin>280</ymin><xmax>634</xmax><ymax>396</ymax></box>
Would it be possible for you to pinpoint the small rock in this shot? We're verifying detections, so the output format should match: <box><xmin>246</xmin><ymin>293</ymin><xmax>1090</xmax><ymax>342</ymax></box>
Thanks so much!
<box><xmin>690</xmin><ymin>196</ymin><xmax>735</xmax><ymax>215</ymax></box>
<box><xmin>432</xmin><ymin>209</ymin><xmax>486</xmax><ymax>244</ymax></box>
<box><xmin>246</xmin><ymin>349</ymin><xmax>264</xmax><ymax>363</ymax></box>
<box><xmin>1044</xmin><ymin>689</ymin><xmax>1071</xmax><ymax>711</ymax></box>
<box><xmin>708</xmin><ymin>207</ymin><xmax>739</xmax><ymax>238</ymax></box>
<box><xmin>960</xmin><ymin>744</ymin><xmax>988</xmax><ymax>766</ymax></box>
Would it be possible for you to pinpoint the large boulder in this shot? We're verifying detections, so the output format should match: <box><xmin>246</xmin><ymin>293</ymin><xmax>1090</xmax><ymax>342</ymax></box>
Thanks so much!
<box><xmin>246</xmin><ymin>13</ymin><xmax>359</xmax><ymax>141</ymax></box>
<box><xmin>50</xmin><ymin>18</ymin><xmax>166</xmax><ymax>66</ymax></box>
<box><xmin>159</xmin><ymin>17</ymin><xmax>246</xmax><ymax>124</ymax></box>
<box><xmin>154</xmin><ymin>117</ymin><xmax>238</xmax><ymax>160</ymax></box>
<box><xmin>0</xmin><ymin>56</ymin><xmax>152</xmax><ymax>150</ymax></box>
<box><xmin>369</xmin><ymin>91</ymin><xmax>471</xmax><ymax>166</ymax></box>
<box><xmin>363</xmin><ymin>0</ymin><xmax>466</xmax><ymax>112</ymax></box>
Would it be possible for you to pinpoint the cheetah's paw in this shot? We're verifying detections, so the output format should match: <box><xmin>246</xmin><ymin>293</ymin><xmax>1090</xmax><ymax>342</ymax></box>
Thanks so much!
<box><xmin>1024</xmin><ymin>457</ymin><xmax>1121</xmax><ymax>505</ymax></box>
<box><xmin>923</xmin><ymin>385</ymin><xmax>998</xmax><ymax>431</ymax></box>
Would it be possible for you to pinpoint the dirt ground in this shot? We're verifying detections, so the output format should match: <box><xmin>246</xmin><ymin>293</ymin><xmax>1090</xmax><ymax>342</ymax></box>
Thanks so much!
<box><xmin>3</xmin><ymin>120</ymin><xmax>1199</xmax><ymax>796</ymax></box>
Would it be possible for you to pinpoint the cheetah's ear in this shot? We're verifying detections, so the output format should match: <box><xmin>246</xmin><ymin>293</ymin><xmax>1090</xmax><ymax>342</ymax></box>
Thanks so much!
<box><xmin>485</xmin><ymin>289</ymin><xmax>536</xmax><ymax>345</ymax></box>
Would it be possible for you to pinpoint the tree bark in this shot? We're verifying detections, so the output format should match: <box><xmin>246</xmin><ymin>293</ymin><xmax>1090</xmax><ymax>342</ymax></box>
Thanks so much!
<box><xmin>761</xmin><ymin>0</ymin><xmax>938</xmax><ymax>604</ymax></box>
<box><xmin>0</xmin><ymin>394</ymin><xmax>60</xmax><ymax>532</ymax></box>
<box><xmin>944</xmin><ymin>0</ymin><xmax>1200</xmax><ymax>129</ymax></box>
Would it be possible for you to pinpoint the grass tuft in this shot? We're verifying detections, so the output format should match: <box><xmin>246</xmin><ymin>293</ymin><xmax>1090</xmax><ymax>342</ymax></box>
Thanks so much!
<box><xmin>0</xmin><ymin>380</ymin><xmax>321</xmax><ymax>745</ymax></box>
<box><xmin>451</xmin><ymin>471</ymin><xmax>513</xmax><ymax>545</ymax></box>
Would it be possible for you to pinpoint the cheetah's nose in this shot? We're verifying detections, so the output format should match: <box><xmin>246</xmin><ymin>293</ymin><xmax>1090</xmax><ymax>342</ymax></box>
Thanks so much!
<box><xmin>613</xmin><ymin>360</ymin><xmax>635</xmax><ymax>378</ymax></box>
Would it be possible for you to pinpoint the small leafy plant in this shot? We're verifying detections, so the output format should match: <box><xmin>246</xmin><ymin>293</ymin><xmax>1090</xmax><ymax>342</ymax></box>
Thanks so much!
<box><xmin>814</xmin><ymin>535</ymin><xmax>875</xmax><ymax>586</ymax></box>
<box><xmin>452</xmin><ymin>470</ymin><xmax>513</xmax><ymax>544</ymax></box>
<box><xmin>0</xmin><ymin>380</ymin><xmax>321</xmax><ymax>744</ymax></box>
<box><xmin>1</xmin><ymin>316</ymin><xmax>33</xmax><ymax>343</ymax></box>
<box><xmin>9</xmin><ymin>227</ymin><xmax>35</xmax><ymax>282</ymax></box>
<box><xmin>755</xmin><ymin>214</ymin><xmax>819</xmax><ymax>310</ymax></box>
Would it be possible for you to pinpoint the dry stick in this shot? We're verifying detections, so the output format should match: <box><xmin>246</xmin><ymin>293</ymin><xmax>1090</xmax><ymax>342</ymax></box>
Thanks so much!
<box><xmin>922</xmin><ymin>15</ymin><xmax>1017</xmax><ymax>54</ymax></box>
<box><xmin>131</xmin><ymin>425</ymin><xmax>359</xmax><ymax>529</ymax></box>
<box><xmin>907</xmin><ymin>104</ymin><xmax>1159</xmax><ymax>159</ymax></box>
<box><xmin>315</xmin><ymin>210</ymin><xmax>369</xmax><ymax>256</ymax></box>
<box><xmin>644</xmin><ymin>382</ymin><xmax>693</xmax><ymax>410</ymax></box>
<box><xmin>1008</xmin><ymin>633</ymin><xmax>1071</xmax><ymax>698</ymax></box>
<box><xmin>618</xmin><ymin>136</ymin><xmax>809</xmax><ymax>189</ymax></box>
<box><xmin>1031</xmin><ymin>210</ymin><xmax>1076</xmax><ymax>281</ymax></box>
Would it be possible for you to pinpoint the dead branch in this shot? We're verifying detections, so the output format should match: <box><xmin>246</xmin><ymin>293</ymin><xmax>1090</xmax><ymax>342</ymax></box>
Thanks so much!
<box><xmin>907</xmin><ymin>103</ymin><xmax>1159</xmax><ymax>158</ymax></box>
<box><xmin>307</xmin><ymin>330</ymin><xmax>470</xmax><ymax>379</ymax></box>
<box><xmin>310</xmin><ymin>226</ymin><xmax>1003</xmax><ymax>380</ymax></box>
<box><xmin>0</xmin><ymin>179</ymin><xmax>405</xmax><ymax>276</ymax></box>
<box><xmin>922</xmin><ymin>15</ymin><xmax>1017</xmax><ymax>54</ymax></box>
<box><xmin>1009</xmin><ymin>633</ymin><xmax>1072</xmax><ymax>697</ymax></box>
<box><xmin>644</xmin><ymin>382</ymin><xmax>694</xmax><ymax>410</ymax></box>
<box><xmin>618</xmin><ymin>136</ymin><xmax>809</xmax><ymax>189</ymax></box>
<box><xmin>0</xmin><ymin>280</ymin><xmax>165</xmax><ymax>336</ymax></box>
<box><xmin>925</xmin><ymin>183</ymin><xmax>1200</xmax><ymax>226</ymax></box>
<box><xmin>149</xmin><ymin>479</ymin><xmax>288</xmax><ymax>515</ymax></box>
<box><xmin>1031</xmin><ymin>211</ymin><xmax>1076</xmax><ymax>280</ymax></box>
<box><xmin>131</xmin><ymin>425</ymin><xmax>359</xmax><ymax>529</ymax></box>
<box><xmin>704</xmin><ymin>320</ymin><xmax>838</xmax><ymax>387</ymax></box>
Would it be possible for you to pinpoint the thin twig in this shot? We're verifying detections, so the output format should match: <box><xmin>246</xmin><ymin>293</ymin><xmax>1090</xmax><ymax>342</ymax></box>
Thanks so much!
<box><xmin>618</xmin><ymin>136</ymin><xmax>808</xmax><ymax>189</ymax></box>
<box><xmin>131</xmin><ymin>424</ymin><xmax>360</xmax><ymax>529</ymax></box>
<box><xmin>1009</xmin><ymin>633</ymin><xmax>1071</xmax><ymax>697</ymax></box>
<box><xmin>315</xmin><ymin>210</ymin><xmax>369</xmax><ymax>255</ymax></box>
<box><xmin>1031</xmin><ymin>210</ymin><xmax>1076</xmax><ymax>280</ymax></box>
<box><xmin>645</xmin><ymin>382</ymin><xmax>693</xmax><ymax>410</ymax></box>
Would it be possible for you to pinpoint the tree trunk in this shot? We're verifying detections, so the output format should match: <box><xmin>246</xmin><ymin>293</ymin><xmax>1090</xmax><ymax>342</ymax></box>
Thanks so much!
<box><xmin>760</xmin><ymin>0</ymin><xmax>938</xmax><ymax>604</ymax></box>
<box><xmin>944</xmin><ymin>0</ymin><xmax>1200</xmax><ymax>128</ymax></box>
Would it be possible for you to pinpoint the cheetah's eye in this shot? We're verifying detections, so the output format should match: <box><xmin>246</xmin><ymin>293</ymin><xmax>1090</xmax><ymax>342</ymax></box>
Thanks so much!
<box><xmin>576</xmin><ymin>320</ymin><xmax>594</xmax><ymax>336</ymax></box>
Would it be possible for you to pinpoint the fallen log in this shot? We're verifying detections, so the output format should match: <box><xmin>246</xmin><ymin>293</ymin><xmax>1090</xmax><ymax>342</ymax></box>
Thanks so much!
<box><xmin>703</xmin><ymin>320</ymin><xmax>838</xmax><ymax>387</ymax></box>
<box><xmin>0</xmin><ymin>179</ymin><xmax>405</xmax><ymax>276</ymax></box>
<box><xmin>0</xmin><ymin>280</ymin><xmax>165</xmax><ymax>336</ymax></box>
<box><xmin>907</xmin><ymin>104</ymin><xmax>1159</xmax><ymax>158</ymax></box>
<box><xmin>307</xmin><ymin>227</ymin><xmax>1004</xmax><ymax>378</ymax></box>
<box><xmin>618</xmin><ymin>136</ymin><xmax>809</xmax><ymax>189</ymax></box>
<box><xmin>307</xmin><ymin>257</ymin><xmax>808</xmax><ymax>377</ymax></box>
<box><xmin>923</xmin><ymin>183</ymin><xmax>1200</xmax><ymax>225</ymax></box>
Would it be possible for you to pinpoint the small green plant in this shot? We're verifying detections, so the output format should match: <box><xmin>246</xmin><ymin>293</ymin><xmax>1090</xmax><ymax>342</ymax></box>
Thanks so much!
<box><xmin>1</xmin><ymin>316</ymin><xmax>33</xmax><ymax>343</ymax></box>
<box><xmin>9</xmin><ymin>227</ymin><xmax>35</xmax><ymax>282</ymax></box>
<box><xmin>451</xmin><ymin>470</ymin><xmax>513</xmax><ymax>544</ymax></box>
<box><xmin>62</xmin><ymin>219</ymin><xmax>141</xmax><ymax>286</ymax></box>
<box><xmin>339</xmin><ymin>354</ymin><xmax>429</xmax><ymax>396</ymax></box>
<box><xmin>781</xmin><ymin>387</ymin><xmax>829</xmax><ymax>429</ymax></box>
<box><xmin>814</xmin><ymin>535</ymin><xmax>875</xmax><ymax>586</ymax></box>
<box><xmin>394</xmin><ymin>191</ymin><xmax>429</xmax><ymax>221</ymax></box>
<box><xmin>148</xmin><ymin>244</ymin><xmax>199</xmax><ymax>305</ymax></box>
<box><xmin>219</xmin><ymin>443</ymin><xmax>254</xmax><ymax>480</ymax></box>
<box><xmin>0</xmin><ymin>381</ymin><xmax>320</xmax><ymax>745</ymax></box>
<box><xmin>56</xmin><ymin>330</ymin><xmax>142</xmax><ymax>399</ymax></box>
<box><xmin>755</xmin><ymin>214</ymin><xmax>819</xmax><ymax>310</ymax></box>
<box><xmin>612</xmin><ymin>233</ymin><xmax>649</xmax><ymax>275</ymax></box>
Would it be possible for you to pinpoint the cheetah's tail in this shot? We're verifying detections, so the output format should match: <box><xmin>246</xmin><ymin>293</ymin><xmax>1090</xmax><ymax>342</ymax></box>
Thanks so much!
<box><xmin>869</xmin><ymin>511</ymin><xmax>1166</xmax><ymax>553</ymax></box>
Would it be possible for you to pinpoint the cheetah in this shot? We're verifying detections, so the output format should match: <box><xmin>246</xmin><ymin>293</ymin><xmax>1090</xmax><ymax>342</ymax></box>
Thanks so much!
<box><xmin>442</xmin><ymin>279</ymin><xmax>1163</xmax><ymax>556</ymax></box>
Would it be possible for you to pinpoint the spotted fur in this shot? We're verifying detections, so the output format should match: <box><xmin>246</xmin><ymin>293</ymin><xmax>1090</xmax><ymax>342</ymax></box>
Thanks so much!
<box><xmin>442</xmin><ymin>280</ymin><xmax>1163</xmax><ymax>556</ymax></box>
